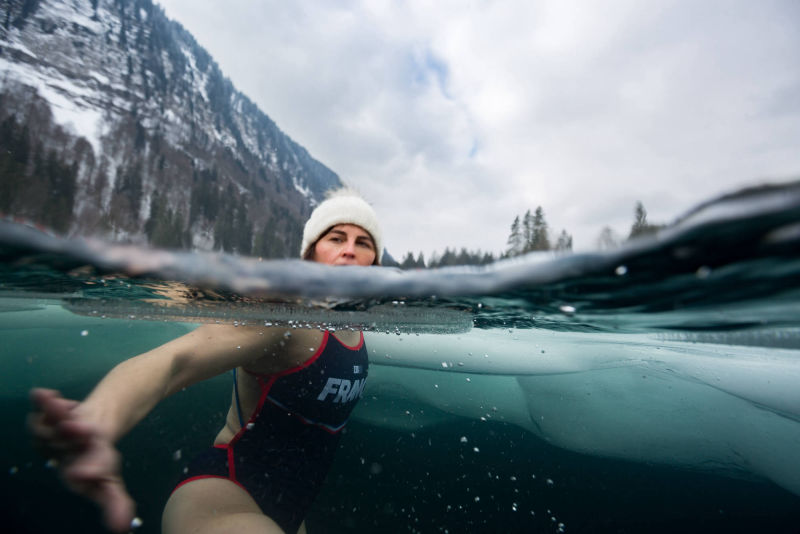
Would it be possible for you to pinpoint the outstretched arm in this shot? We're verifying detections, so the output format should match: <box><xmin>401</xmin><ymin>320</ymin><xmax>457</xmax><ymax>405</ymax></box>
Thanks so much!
<box><xmin>74</xmin><ymin>324</ymin><xmax>279</xmax><ymax>441</ymax></box>
<box><xmin>28</xmin><ymin>324</ymin><xmax>287</xmax><ymax>532</ymax></box>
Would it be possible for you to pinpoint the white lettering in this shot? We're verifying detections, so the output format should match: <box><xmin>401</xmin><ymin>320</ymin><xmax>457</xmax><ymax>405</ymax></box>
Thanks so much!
<box><xmin>317</xmin><ymin>378</ymin><xmax>341</xmax><ymax>401</ymax></box>
<box><xmin>358</xmin><ymin>378</ymin><xmax>367</xmax><ymax>398</ymax></box>
<box><xmin>346</xmin><ymin>378</ymin><xmax>365</xmax><ymax>402</ymax></box>
<box><xmin>318</xmin><ymin>377</ymin><xmax>368</xmax><ymax>403</ymax></box>
<box><xmin>334</xmin><ymin>379</ymin><xmax>352</xmax><ymax>403</ymax></box>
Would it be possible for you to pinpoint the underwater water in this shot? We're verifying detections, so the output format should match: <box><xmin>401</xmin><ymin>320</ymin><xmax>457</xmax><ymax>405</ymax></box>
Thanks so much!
<box><xmin>2</xmin><ymin>182</ymin><xmax>800</xmax><ymax>533</ymax></box>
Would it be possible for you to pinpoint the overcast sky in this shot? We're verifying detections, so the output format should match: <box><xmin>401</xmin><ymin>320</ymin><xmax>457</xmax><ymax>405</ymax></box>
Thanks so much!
<box><xmin>157</xmin><ymin>0</ymin><xmax>800</xmax><ymax>258</ymax></box>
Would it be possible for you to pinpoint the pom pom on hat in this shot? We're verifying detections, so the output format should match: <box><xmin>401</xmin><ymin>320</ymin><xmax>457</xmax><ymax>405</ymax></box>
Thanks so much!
<box><xmin>300</xmin><ymin>188</ymin><xmax>383</xmax><ymax>264</ymax></box>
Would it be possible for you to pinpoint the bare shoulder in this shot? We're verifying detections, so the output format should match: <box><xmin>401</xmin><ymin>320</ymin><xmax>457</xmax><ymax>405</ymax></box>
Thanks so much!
<box><xmin>330</xmin><ymin>330</ymin><xmax>362</xmax><ymax>348</ymax></box>
<box><xmin>241</xmin><ymin>326</ymin><xmax>327</xmax><ymax>375</ymax></box>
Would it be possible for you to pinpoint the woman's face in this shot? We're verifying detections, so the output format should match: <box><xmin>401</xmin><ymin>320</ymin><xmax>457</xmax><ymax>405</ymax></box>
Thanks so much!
<box><xmin>312</xmin><ymin>224</ymin><xmax>377</xmax><ymax>266</ymax></box>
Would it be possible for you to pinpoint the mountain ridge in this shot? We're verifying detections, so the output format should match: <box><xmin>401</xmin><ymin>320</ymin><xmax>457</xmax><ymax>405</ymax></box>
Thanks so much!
<box><xmin>0</xmin><ymin>0</ymin><xmax>342</xmax><ymax>257</ymax></box>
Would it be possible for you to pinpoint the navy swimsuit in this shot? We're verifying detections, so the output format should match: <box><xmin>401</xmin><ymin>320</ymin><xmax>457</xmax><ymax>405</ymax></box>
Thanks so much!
<box><xmin>174</xmin><ymin>331</ymin><xmax>369</xmax><ymax>533</ymax></box>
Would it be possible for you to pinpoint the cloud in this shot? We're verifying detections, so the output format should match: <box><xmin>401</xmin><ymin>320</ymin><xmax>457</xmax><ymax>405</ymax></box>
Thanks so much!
<box><xmin>158</xmin><ymin>0</ymin><xmax>800</xmax><ymax>256</ymax></box>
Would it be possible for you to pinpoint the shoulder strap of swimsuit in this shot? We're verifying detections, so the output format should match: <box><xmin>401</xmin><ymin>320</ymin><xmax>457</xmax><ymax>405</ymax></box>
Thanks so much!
<box><xmin>232</xmin><ymin>368</ymin><xmax>245</xmax><ymax>428</ymax></box>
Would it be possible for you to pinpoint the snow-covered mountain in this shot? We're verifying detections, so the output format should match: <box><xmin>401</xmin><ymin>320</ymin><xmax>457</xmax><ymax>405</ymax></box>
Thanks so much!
<box><xmin>0</xmin><ymin>0</ymin><xmax>341</xmax><ymax>256</ymax></box>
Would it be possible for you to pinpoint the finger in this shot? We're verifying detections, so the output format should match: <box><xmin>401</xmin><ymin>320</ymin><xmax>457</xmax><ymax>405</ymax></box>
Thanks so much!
<box><xmin>63</xmin><ymin>442</ymin><xmax>114</xmax><ymax>481</ymax></box>
<box><xmin>60</xmin><ymin>474</ymin><xmax>136</xmax><ymax>533</ymax></box>
<box><xmin>27</xmin><ymin>411</ymin><xmax>56</xmax><ymax>440</ymax></box>
<box><xmin>28</xmin><ymin>411</ymin><xmax>81</xmax><ymax>456</ymax></box>
<box><xmin>58</xmin><ymin>418</ymin><xmax>97</xmax><ymax>446</ymax></box>
<box><xmin>30</xmin><ymin>387</ymin><xmax>59</xmax><ymax>406</ymax></box>
<box><xmin>30</xmin><ymin>389</ymin><xmax>77</xmax><ymax>418</ymax></box>
<box><xmin>100</xmin><ymin>479</ymin><xmax>137</xmax><ymax>534</ymax></box>
<box><xmin>40</xmin><ymin>396</ymin><xmax>80</xmax><ymax>425</ymax></box>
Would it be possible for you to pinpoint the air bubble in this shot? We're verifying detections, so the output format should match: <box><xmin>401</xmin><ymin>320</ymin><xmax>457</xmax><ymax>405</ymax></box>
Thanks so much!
<box><xmin>460</xmin><ymin>436</ymin><xmax>468</xmax><ymax>443</ymax></box>
<box><xmin>696</xmin><ymin>265</ymin><xmax>712</xmax><ymax>278</ymax></box>
<box><xmin>559</xmin><ymin>305</ymin><xmax>576</xmax><ymax>315</ymax></box>
<box><xmin>130</xmin><ymin>517</ymin><xmax>143</xmax><ymax>529</ymax></box>
<box><xmin>80</xmin><ymin>330</ymin><xmax>89</xmax><ymax>337</ymax></box>
<box><xmin>172</xmin><ymin>449</ymin><xmax>182</xmax><ymax>461</ymax></box>
<box><xmin>615</xmin><ymin>265</ymin><xmax>628</xmax><ymax>276</ymax></box>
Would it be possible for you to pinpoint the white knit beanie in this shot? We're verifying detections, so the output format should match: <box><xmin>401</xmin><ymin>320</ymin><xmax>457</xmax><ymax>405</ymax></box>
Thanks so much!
<box><xmin>300</xmin><ymin>188</ymin><xmax>383</xmax><ymax>265</ymax></box>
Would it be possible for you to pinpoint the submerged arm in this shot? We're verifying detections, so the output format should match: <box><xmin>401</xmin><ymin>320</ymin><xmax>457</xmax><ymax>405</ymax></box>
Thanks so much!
<box><xmin>29</xmin><ymin>323</ymin><xmax>288</xmax><ymax>532</ymax></box>
<box><xmin>76</xmin><ymin>324</ymin><xmax>276</xmax><ymax>441</ymax></box>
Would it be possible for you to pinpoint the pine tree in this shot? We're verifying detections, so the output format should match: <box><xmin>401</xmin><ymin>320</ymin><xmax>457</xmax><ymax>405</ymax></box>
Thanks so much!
<box><xmin>530</xmin><ymin>206</ymin><xmax>550</xmax><ymax>251</ymax></box>
<box><xmin>440</xmin><ymin>247</ymin><xmax>456</xmax><ymax>266</ymax></box>
<box><xmin>597</xmin><ymin>226</ymin><xmax>621</xmax><ymax>250</ymax></box>
<box><xmin>400</xmin><ymin>252</ymin><xmax>416</xmax><ymax>269</ymax></box>
<box><xmin>522</xmin><ymin>209</ymin><xmax>534</xmax><ymax>252</ymax></box>
<box><xmin>554</xmin><ymin>230</ymin><xmax>573</xmax><ymax>252</ymax></box>
<box><xmin>506</xmin><ymin>215</ymin><xmax>523</xmax><ymax>257</ymax></box>
<box><xmin>629</xmin><ymin>201</ymin><xmax>648</xmax><ymax>238</ymax></box>
<box><xmin>628</xmin><ymin>201</ymin><xmax>661</xmax><ymax>239</ymax></box>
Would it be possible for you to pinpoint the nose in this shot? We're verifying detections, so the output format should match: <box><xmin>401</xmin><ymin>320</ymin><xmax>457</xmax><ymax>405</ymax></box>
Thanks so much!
<box><xmin>341</xmin><ymin>239</ymin><xmax>357</xmax><ymax>258</ymax></box>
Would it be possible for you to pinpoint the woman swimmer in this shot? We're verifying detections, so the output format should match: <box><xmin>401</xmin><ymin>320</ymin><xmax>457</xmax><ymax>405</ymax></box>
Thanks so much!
<box><xmin>28</xmin><ymin>189</ymin><xmax>382</xmax><ymax>534</ymax></box>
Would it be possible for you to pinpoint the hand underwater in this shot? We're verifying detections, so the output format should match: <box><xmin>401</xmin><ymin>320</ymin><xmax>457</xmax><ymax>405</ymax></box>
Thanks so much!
<box><xmin>29</xmin><ymin>388</ymin><xmax>136</xmax><ymax>533</ymax></box>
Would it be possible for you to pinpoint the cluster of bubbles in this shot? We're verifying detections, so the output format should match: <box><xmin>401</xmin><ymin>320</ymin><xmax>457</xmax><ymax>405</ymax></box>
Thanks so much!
<box><xmin>452</xmin><ymin>435</ymin><xmax>566</xmax><ymax>532</ymax></box>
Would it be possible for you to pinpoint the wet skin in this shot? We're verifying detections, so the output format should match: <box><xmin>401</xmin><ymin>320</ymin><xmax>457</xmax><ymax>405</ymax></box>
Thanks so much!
<box><xmin>29</xmin><ymin>224</ymin><xmax>377</xmax><ymax>533</ymax></box>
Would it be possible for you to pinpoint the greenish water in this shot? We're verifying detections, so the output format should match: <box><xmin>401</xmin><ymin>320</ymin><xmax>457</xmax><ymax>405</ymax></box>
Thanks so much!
<box><xmin>2</xmin><ymin>314</ymin><xmax>799</xmax><ymax>533</ymax></box>
<box><xmin>2</xmin><ymin>182</ymin><xmax>800</xmax><ymax>532</ymax></box>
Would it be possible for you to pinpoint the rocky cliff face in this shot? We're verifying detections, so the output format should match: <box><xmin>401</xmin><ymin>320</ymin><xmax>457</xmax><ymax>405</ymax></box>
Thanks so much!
<box><xmin>0</xmin><ymin>0</ymin><xmax>341</xmax><ymax>256</ymax></box>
